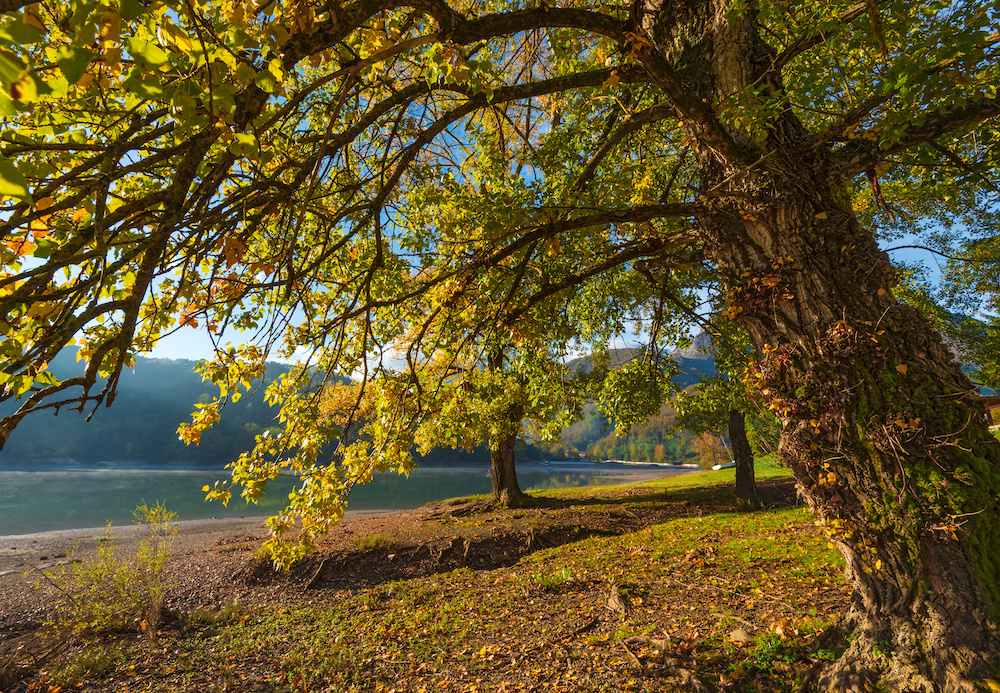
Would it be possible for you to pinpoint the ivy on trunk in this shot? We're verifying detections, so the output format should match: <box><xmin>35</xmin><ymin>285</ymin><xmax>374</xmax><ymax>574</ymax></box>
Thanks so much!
<box><xmin>640</xmin><ymin>0</ymin><xmax>1000</xmax><ymax>684</ymax></box>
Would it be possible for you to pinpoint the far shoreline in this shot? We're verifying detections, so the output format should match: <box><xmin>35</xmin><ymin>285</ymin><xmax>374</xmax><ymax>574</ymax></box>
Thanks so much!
<box><xmin>0</xmin><ymin>464</ymin><xmax>698</xmax><ymax>556</ymax></box>
<box><xmin>0</xmin><ymin>466</ymin><xmax>700</xmax><ymax>574</ymax></box>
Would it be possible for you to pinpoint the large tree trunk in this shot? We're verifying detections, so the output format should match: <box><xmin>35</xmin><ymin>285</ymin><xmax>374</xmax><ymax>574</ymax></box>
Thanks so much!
<box><xmin>487</xmin><ymin>349</ymin><xmax>529</xmax><ymax>508</ymax></box>
<box><xmin>643</xmin><ymin>0</ymin><xmax>1000</xmax><ymax>688</ymax></box>
<box><xmin>728</xmin><ymin>409</ymin><xmax>757</xmax><ymax>504</ymax></box>
<box><xmin>489</xmin><ymin>427</ymin><xmax>529</xmax><ymax>508</ymax></box>
<box><xmin>715</xmin><ymin>187</ymin><xmax>1000</xmax><ymax>691</ymax></box>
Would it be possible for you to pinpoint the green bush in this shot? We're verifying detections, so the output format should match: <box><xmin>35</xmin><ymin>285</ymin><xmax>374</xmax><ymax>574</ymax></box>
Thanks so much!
<box><xmin>47</xmin><ymin>501</ymin><xmax>176</xmax><ymax>637</ymax></box>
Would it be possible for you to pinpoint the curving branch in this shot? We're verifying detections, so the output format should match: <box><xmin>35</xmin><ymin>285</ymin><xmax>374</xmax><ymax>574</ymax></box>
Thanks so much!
<box><xmin>772</xmin><ymin>2</ymin><xmax>873</xmax><ymax>71</ymax></box>
<box><xmin>833</xmin><ymin>96</ymin><xmax>1000</xmax><ymax>175</ymax></box>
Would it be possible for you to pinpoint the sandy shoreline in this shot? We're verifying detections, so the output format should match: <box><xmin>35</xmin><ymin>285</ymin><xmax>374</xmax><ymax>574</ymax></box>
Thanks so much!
<box><xmin>0</xmin><ymin>510</ymin><xmax>391</xmax><ymax>575</ymax></box>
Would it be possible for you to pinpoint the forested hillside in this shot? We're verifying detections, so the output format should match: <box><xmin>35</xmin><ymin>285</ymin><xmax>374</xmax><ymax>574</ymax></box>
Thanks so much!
<box><xmin>549</xmin><ymin>401</ymin><xmax>700</xmax><ymax>465</ymax></box>
<box><xmin>0</xmin><ymin>351</ymin><xmax>496</xmax><ymax>467</ymax></box>
<box><xmin>1</xmin><ymin>343</ymin><xmax>720</xmax><ymax>467</ymax></box>
<box><xmin>0</xmin><ymin>350</ymin><xmax>289</xmax><ymax>465</ymax></box>
<box><xmin>537</xmin><ymin>337</ymin><xmax>717</xmax><ymax>464</ymax></box>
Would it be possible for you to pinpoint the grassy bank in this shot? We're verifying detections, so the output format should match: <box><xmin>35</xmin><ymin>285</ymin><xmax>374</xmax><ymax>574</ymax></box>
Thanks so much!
<box><xmin>22</xmin><ymin>461</ymin><xmax>851</xmax><ymax>692</ymax></box>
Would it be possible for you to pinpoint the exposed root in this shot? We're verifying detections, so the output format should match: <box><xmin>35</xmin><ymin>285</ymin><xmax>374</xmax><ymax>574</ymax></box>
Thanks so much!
<box><xmin>817</xmin><ymin>608</ymin><xmax>995</xmax><ymax>693</ymax></box>
<box><xmin>0</xmin><ymin>627</ymin><xmax>78</xmax><ymax>690</ymax></box>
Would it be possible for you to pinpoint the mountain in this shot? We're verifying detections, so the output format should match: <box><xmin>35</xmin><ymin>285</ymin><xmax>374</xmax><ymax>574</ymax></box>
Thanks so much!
<box><xmin>0</xmin><ymin>350</ymin><xmax>290</xmax><ymax>465</ymax></box>
<box><xmin>538</xmin><ymin>335</ymin><xmax>718</xmax><ymax>464</ymax></box>
<box><xmin>668</xmin><ymin>331</ymin><xmax>714</xmax><ymax>360</ymax></box>
<box><xmin>1</xmin><ymin>335</ymin><xmax>721</xmax><ymax>467</ymax></box>
<box><xmin>564</xmin><ymin>336</ymin><xmax>717</xmax><ymax>390</ymax></box>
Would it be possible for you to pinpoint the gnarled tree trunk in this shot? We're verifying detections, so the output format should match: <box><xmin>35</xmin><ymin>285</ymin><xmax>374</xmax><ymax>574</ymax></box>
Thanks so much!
<box><xmin>729</xmin><ymin>409</ymin><xmax>757</xmax><ymax>504</ymax></box>
<box><xmin>642</xmin><ymin>0</ymin><xmax>1000</xmax><ymax>688</ymax></box>
<box><xmin>712</xmin><ymin>177</ymin><xmax>1000</xmax><ymax>691</ymax></box>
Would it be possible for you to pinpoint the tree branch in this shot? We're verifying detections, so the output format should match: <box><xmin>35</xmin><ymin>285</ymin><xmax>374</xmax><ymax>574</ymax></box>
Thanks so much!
<box><xmin>833</xmin><ymin>97</ymin><xmax>1000</xmax><ymax>175</ymax></box>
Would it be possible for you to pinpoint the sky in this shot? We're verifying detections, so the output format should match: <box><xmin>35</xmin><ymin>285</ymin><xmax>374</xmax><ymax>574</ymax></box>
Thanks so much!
<box><xmin>144</xmin><ymin>239</ymin><xmax>951</xmax><ymax>365</ymax></box>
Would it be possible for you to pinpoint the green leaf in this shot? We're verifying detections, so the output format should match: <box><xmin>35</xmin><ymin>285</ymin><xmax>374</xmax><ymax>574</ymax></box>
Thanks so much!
<box><xmin>0</xmin><ymin>154</ymin><xmax>30</xmax><ymax>202</ymax></box>
<box><xmin>0</xmin><ymin>16</ymin><xmax>46</xmax><ymax>44</ymax></box>
<box><xmin>230</xmin><ymin>132</ymin><xmax>261</xmax><ymax>160</ymax></box>
<box><xmin>120</xmin><ymin>0</ymin><xmax>144</xmax><ymax>21</ymax></box>
<box><xmin>253</xmin><ymin>68</ymin><xmax>277</xmax><ymax>93</ymax></box>
<box><xmin>55</xmin><ymin>45</ymin><xmax>93</xmax><ymax>84</ymax></box>
<box><xmin>0</xmin><ymin>92</ymin><xmax>16</xmax><ymax>116</ymax></box>
<box><xmin>0</xmin><ymin>49</ymin><xmax>24</xmax><ymax>83</ymax></box>
<box><xmin>125</xmin><ymin>37</ymin><xmax>169</xmax><ymax>67</ymax></box>
<box><xmin>123</xmin><ymin>72</ymin><xmax>165</xmax><ymax>98</ymax></box>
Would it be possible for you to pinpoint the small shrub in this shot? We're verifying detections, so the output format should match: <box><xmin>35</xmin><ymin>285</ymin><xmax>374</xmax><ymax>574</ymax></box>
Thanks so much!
<box><xmin>46</xmin><ymin>501</ymin><xmax>176</xmax><ymax>637</ymax></box>
<box><xmin>189</xmin><ymin>600</ymin><xmax>243</xmax><ymax>626</ymax></box>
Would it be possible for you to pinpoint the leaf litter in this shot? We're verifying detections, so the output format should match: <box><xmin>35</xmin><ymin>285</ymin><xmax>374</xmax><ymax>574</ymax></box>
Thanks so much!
<box><xmin>4</xmin><ymin>472</ymin><xmax>851</xmax><ymax>692</ymax></box>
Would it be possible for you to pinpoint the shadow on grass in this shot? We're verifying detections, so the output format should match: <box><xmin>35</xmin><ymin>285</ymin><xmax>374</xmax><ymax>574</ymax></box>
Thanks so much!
<box><xmin>525</xmin><ymin>474</ymin><xmax>798</xmax><ymax>513</ymax></box>
<box><xmin>241</xmin><ymin>476</ymin><xmax>801</xmax><ymax>593</ymax></box>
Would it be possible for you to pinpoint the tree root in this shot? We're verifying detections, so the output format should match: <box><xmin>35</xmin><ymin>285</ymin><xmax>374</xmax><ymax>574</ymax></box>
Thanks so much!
<box><xmin>0</xmin><ymin>627</ymin><xmax>79</xmax><ymax>690</ymax></box>
<box><xmin>816</xmin><ymin>609</ymin><xmax>995</xmax><ymax>693</ymax></box>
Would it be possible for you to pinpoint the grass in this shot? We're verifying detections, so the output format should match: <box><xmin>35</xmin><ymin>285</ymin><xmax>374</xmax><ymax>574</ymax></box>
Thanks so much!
<box><xmin>353</xmin><ymin>533</ymin><xmax>394</xmax><ymax>550</ymax></box>
<box><xmin>29</xmin><ymin>462</ymin><xmax>851</xmax><ymax>692</ymax></box>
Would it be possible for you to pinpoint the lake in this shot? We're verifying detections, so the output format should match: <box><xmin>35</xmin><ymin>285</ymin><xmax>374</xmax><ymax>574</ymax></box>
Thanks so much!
<box><xmin>0</xmin><ymin>462</ymin><xmax>688</xmax><ymax>536</ymax></box>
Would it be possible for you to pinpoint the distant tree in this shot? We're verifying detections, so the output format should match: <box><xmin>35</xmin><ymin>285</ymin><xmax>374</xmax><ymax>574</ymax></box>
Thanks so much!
<box><xmin>691</xmin><ymin>433</ymin><xmax>727</xmax><ymax>470</ymax></box>
<box><xmin>673</xmin><ymin>327</ymin><xmax>762</xmax><ymax>503</ymax></box>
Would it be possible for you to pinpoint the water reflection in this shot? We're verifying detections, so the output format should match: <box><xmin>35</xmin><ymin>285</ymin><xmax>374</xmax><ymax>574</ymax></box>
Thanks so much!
<box><xmin>0</xmin><ymin>464</ymin><xmax>675</xmax><ymax>535</ymax></box>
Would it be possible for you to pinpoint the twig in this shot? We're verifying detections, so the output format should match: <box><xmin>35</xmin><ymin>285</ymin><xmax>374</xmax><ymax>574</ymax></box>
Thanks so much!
<box><xmin>567</xmin><ymin>616</ymin><xmax>600</xmax><ymax>638</ymax></box>
<box><xmin>306</xmin><ymin>556</ymin><xmax>332</xmax><ymax>589</ymax></box>
<box><xmin>618</xmin><ymin>638</ymin><xmax>643</xmax><ymax>668</ymax></box>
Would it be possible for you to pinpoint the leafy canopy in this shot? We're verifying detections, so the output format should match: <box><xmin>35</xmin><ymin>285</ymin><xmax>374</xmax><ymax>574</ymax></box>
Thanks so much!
<box><xmin>1</xmin><ymin>0</ymin><xmax>998</xmax><ymax>561</ymax></box>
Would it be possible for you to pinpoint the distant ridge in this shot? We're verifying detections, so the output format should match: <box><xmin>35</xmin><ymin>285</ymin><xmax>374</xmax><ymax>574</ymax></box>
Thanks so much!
<box><xmin>562</xmin><ymin>333</ymin><xmax>717</xmax><ymax>390</ymax></box>
<box><xmin>669</xmin><ymin>331</ymin><xmax>714</xmax><ymax>361</ymax></box>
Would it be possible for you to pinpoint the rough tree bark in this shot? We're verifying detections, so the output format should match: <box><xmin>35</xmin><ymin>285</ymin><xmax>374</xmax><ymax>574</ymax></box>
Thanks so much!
<box><xmin>729</xmin><ymin>409</ymin><xmax>757</xmax><ymax>504</ymax></box>
<box><xmin>486</xmin><ymin>350</ymin><xmax>530</xmax><ymax>508</ymax></box>
<box><xmin>489</xmin><ymin>425</ymin><xmax>529</xmax><ymax>508</ymax></box>
<box><xmin>641</xmin><ymin>0</ymin><xmax>1000</xmax><ymax>689</ymax></box>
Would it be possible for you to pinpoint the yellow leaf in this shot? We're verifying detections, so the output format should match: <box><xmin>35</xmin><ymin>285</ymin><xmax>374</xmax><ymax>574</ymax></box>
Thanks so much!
<box><xmin>877</xmin><ymin>288</ymin><xmax>886</xmax><ymax>296</ymax></box>
<box><xmin>896</xmin><ymin>364</ymin><xmax>908</xmax><ymax>374</ymax></box>
<box><xmin>98</xmin><ymin>11</ymin><xmax>121</xmax><ymax>44</ymax></box>
<box><xmin>602</xmin><ymin>71</ymin><xmax>620</xmax><ymax>89</ymax></box>
<box><xmin>815</xmin><ymin>212</ymin><xmax>827</xmax><ymax>220</ymax></box>
<box><xmin>23</xmin><ymin>3</ymin><xmax>45</xmax><ymax>30</ymax></box>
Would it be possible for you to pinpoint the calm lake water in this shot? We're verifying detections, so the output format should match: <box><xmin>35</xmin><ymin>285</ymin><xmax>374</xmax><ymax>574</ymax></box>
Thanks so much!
<box><xmin>0</xmin><ymin>463</ymin><xmax>684</xmax><ymax>536</ymax></box>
